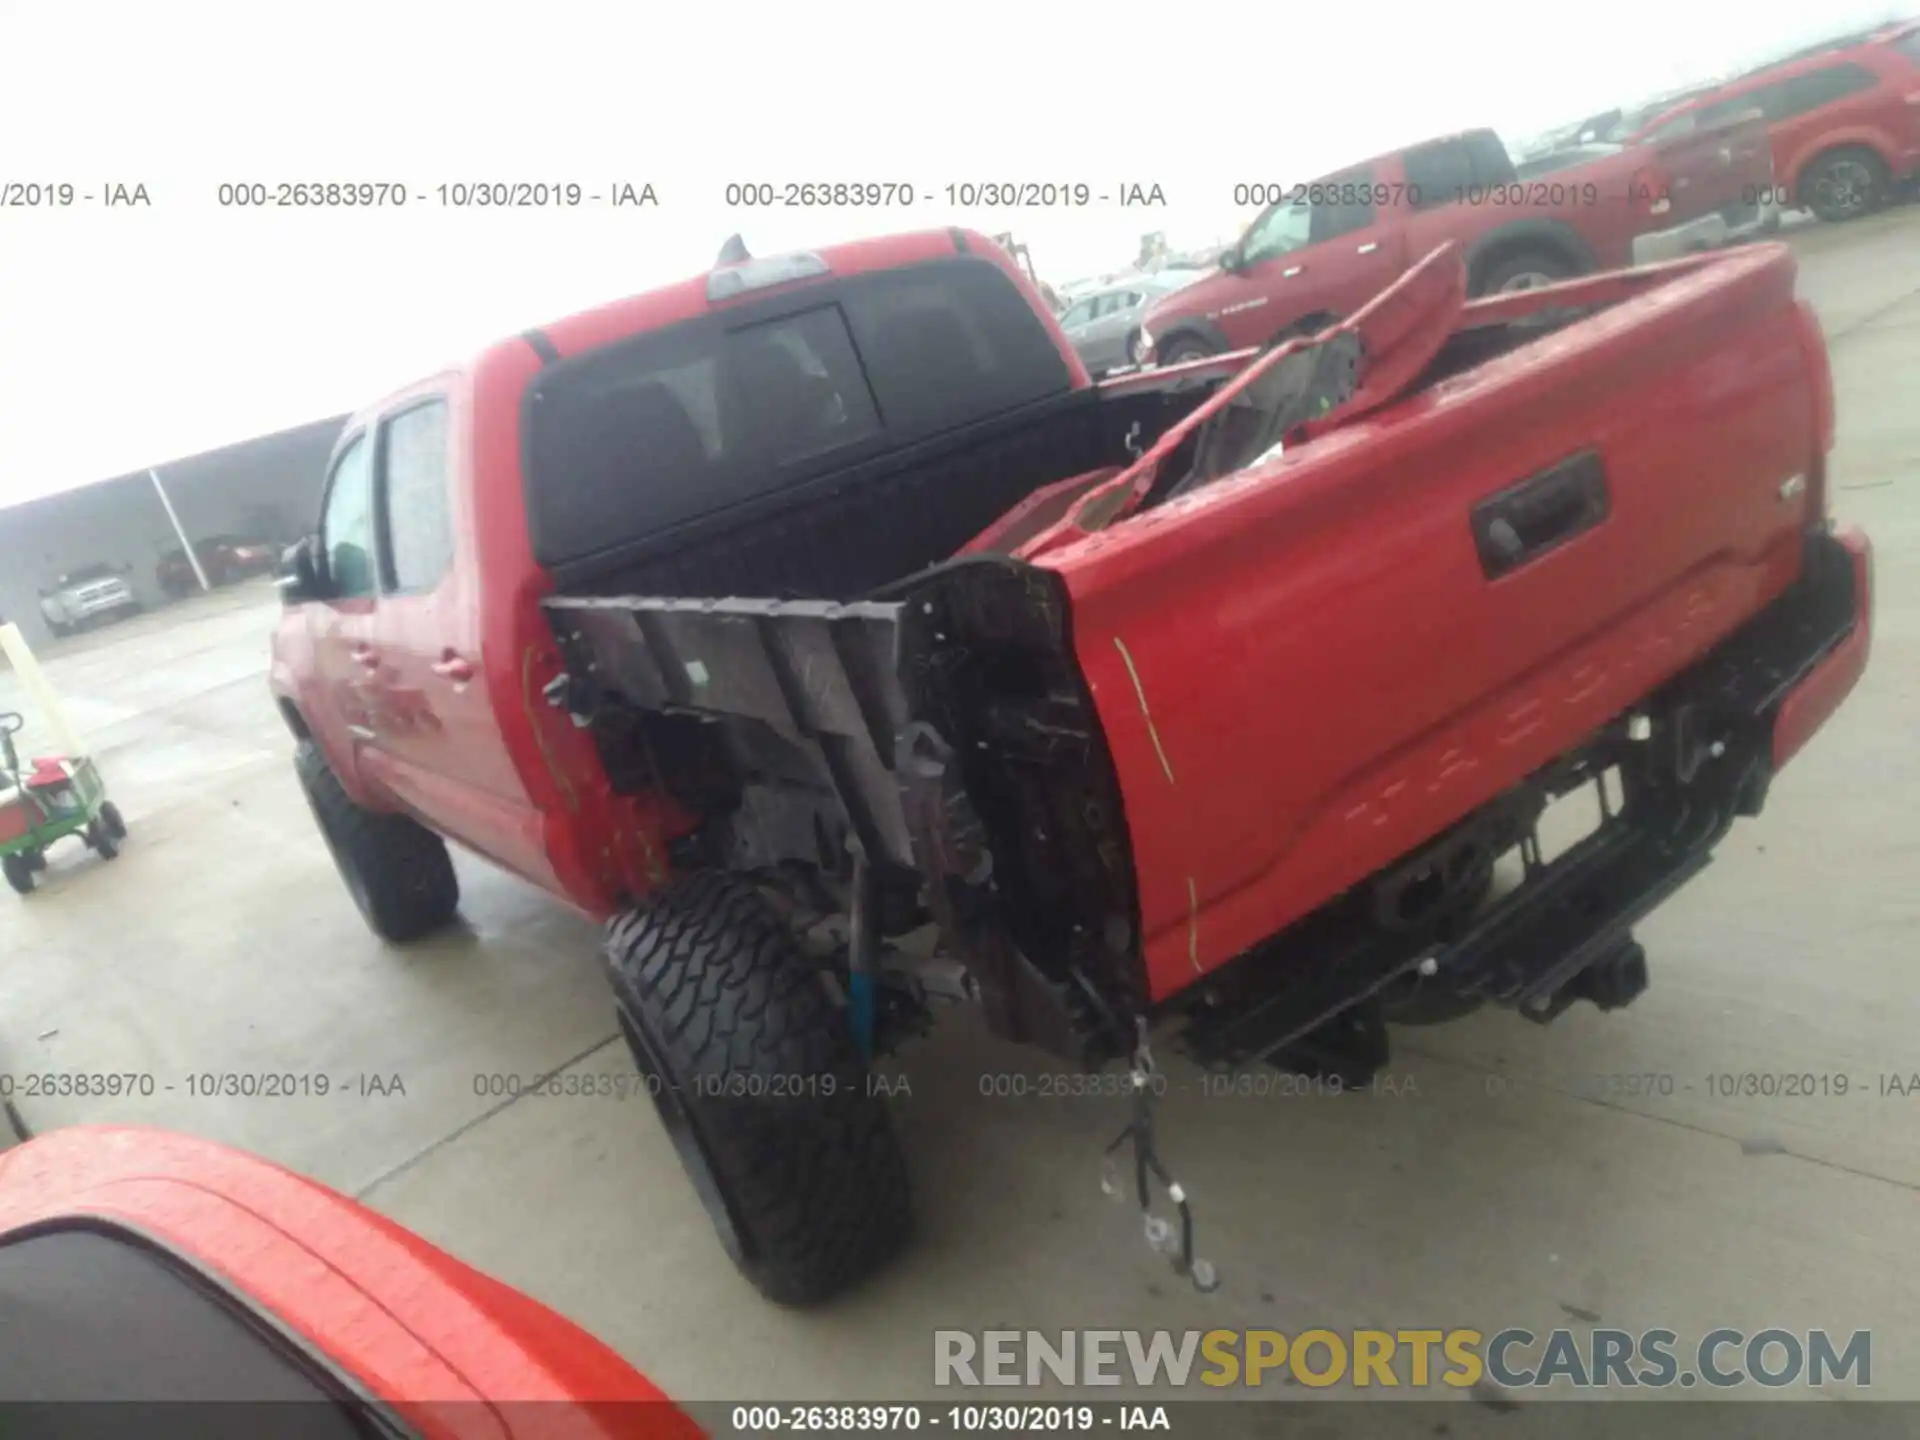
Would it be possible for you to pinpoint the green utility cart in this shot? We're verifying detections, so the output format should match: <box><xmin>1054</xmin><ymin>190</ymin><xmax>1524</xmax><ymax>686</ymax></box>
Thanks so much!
<box><xmin>0</xmin><ymin>710</ymin><xmax>125</xmax><ymax>895</ymax></box>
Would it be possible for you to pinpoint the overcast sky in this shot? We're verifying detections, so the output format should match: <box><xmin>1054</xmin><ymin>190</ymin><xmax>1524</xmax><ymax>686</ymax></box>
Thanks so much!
<box><xmin>0</xmin><ymin>0</ymin><xmax>1907</xmax><ymax>509</ymax></box>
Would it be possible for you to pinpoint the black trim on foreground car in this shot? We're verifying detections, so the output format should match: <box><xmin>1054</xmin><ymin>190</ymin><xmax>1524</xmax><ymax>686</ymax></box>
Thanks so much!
<box><xmin>521</xmin><ymin>328</ymin><xmax>561</xmax><ymax>365</ymax></box>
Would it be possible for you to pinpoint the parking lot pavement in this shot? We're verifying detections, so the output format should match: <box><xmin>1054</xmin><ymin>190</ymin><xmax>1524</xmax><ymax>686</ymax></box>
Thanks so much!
<box><xmin>2</xmin><ymin>216</ymin><xmax>1918</xmax><ymax>1412</ymax></box>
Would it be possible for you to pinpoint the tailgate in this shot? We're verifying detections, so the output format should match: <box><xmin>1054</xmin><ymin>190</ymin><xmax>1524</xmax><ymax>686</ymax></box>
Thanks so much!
<box><xmin>1046</xmin><ymin>244</ymin><xmax>1829</xmax><ymax>996</ymax></box>
<box><xmin>1647</xmin><ymin>110</ymin><xmax>1772</xmax><ymax>223</ymax></box>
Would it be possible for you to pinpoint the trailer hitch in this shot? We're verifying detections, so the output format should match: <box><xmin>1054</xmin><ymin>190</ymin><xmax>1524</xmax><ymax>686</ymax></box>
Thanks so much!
<box><xmin>1101</xmin><ymin>1018</ymin><xmax>1218</xmax><ymax>1293</ymax></box>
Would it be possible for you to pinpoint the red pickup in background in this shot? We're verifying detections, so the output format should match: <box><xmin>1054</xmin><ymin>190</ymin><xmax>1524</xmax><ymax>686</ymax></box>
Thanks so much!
<box><xmin>1140</xmin><ymin>120</ymin><xmax>1776</xmax><ymax>364</ymax></box>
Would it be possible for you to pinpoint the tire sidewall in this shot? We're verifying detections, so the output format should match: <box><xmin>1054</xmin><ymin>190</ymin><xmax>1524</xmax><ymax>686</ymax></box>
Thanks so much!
<box><xmin>603</xmin><ymin>875</ymin><xmax>910</xmax><ymax>1303</ymax></box>
<box><xmin>613</xmin><ymin>1000</ymin><xmax>755</xmax><ymax>1269</ymax></box>
<box><xmin>1160</xmin><ymin>337</ymin><xmax>1215</xmax><ymax>365</ymax></box>
<box><xmin>298</xmin><ymin>761</ymin><xmax>379</xmax><ymax>923</ymax></box>
<box><xmin>1482</xmin><ymin>252</ymin><xmax>1574</xmax><ymax>295</ymax></box>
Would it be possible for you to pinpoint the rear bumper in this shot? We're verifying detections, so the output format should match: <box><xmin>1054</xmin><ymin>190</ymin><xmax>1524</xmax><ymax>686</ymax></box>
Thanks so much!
<box><xmin>1175</xmin><ymin>525</ymin><xmax>1873</xmax><ymax>1068</ymax></box>
<box><xmin>62</xmin><ymin>595</ymin><xmax>140</xmax><ymax>622</ymax></box>
<box><xmin>1769</xmin><ymin>525</ymin><xmax>1872</xmax><ymax>769</ymax></box>
<box><xmin>1631</xmin><ymin>211</ymin><xmax>1731</xmax><ymax>264</ymax></box>
<box><xmin>1632</xmin><ymin>193</ymin><xmax>1781</xmax><ymax>263</ymax></box>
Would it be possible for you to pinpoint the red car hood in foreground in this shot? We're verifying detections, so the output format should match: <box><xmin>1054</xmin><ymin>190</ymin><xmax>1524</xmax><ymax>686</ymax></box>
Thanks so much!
<box><xmin>0</xmin><ymin>1125</ymin><xmax>703</xmax><ymax>1439</ymax></box>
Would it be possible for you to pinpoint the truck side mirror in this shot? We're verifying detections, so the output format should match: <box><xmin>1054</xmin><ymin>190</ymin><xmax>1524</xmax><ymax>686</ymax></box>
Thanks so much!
<box><xmin>1218</xmin><ymin>247</ymin><xmax>1242</xmax><ymax>275</ymax></box>
<box><xmin>277</xmin><ymin>535</ymin><xmax>326</xmax><ymax>604</ymax></box>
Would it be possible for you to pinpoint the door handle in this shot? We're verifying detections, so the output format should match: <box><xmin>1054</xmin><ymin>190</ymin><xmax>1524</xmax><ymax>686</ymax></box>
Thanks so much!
<box><xmin>1356</xmin><ymin>242</ymin><xmax>1379</xmax><ymax>255</ymax></box>
<box><xmin>1282</xmin><ymin>266</ymin><xmax>1303</xmax><ymax>278</ymax></box>
<box><xmin>432</xmin><ymin>653</ymin><xmax>475</xmax><ymax>683</ymax></box>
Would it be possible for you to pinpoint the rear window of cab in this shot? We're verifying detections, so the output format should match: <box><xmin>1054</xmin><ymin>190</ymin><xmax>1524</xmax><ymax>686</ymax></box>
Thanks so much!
<box><xmin>523</xmin><ymin>256</ymin><xmax>1073</xmax><ymax>569</ymax></box>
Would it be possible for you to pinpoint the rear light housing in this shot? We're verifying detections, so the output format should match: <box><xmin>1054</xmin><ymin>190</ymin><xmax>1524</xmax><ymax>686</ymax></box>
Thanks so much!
<box><xmin>1791</xmin><ymin>297</ymin><xmax>1836</xmax><ymax>520</ymax></box>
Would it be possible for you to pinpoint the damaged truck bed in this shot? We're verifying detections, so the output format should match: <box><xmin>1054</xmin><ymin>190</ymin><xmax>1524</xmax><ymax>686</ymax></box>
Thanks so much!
<box><xmin>545</xmin><ymin>239</ymin><xmax>1870</xmax><ymax>1079</ymax></box>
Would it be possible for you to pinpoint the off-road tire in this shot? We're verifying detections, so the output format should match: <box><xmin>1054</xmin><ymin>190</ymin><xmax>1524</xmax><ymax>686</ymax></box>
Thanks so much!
<box><xmin>604</xmin><ymin>872</ymin><xmax>912</xmax><ymax>1305</ymax></box>
<box><xmin>88</xmin><ymin>822</ymin><xmax>119</xmax><ymax>860</ymax></box>
<box><xmin>1800</xmin><ymin>147</ymin><xmax>1890</xmax><ymax>224</ymax></box>
<box><xmin>98</xmin><ymin>802</ymin><xmax>126</xmax><ymax>841</ymax></box>
<box><xmin>294</xmin><ymin>741</ymin><xmax>458</xmax><ymax>943</ymax></box>
<box><xmin>3</xmin><ymin>854</ymin><xmax>33</xmax><ymax>896</ymax></box>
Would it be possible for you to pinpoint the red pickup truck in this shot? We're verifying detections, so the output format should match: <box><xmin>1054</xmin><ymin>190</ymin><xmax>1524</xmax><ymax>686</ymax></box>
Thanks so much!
<box><xmin>270</xmin><ymin>228</ymin><xmax>1871</xmax><ymax>1306</ymax></box>
<box><xmin>1140</xmin><ymin>122</ymin><xmax>1776</xmax><ymax>364</ymax></box>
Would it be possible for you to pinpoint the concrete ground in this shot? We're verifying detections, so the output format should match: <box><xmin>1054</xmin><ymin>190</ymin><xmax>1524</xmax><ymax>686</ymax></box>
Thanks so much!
<box><xmin>3</xmin><ymin>212</ymin><xmax>1919</xmax><ymax>1421</ymax></box>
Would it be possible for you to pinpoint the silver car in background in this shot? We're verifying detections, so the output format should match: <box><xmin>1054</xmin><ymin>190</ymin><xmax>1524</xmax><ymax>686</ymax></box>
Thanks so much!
<box><xmin>1057</xmin><ymin>271</ymin><xmax>1202</xmax><ymax>376</ymax></box>
<box><xmin>37</xmin><ymin>563</ymin><xmax>143</xmax><ymax>638</ymax></box>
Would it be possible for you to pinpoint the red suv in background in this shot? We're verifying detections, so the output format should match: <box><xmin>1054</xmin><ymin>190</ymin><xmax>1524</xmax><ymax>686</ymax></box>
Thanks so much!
<box><xmin>1631</xmin><ymin>21</ymin><xmax>1920</xmax><ymax>222</ymax></box>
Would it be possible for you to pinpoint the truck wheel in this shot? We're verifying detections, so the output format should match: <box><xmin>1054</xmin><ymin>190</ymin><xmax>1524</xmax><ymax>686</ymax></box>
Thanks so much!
<box><xmin>1478</xmin><ymin>250</ymin><xmax>1577</xmax><ymax>295</ymax></box>
<box><xmin>294</xmin><ymin>741</ymin><xmax>458</xmax><ymax>943</ymax></box>
<box><xmin>1264</xmin><ymin>313</ymin><xmax>1338</xmax><ymax>350</ymax></box>
<box><xmin>3</xmin><ymin>854</ymin><xmax>34</xmax><ymax>896</ymax></box>
<box><xmin>1157</xmin><ymin>335</ymin><xmax>1218</xmax><ymax>365</ymax></box>
<box><xmin>98</xmin><ymin>802</ymin><xmax>126</xmax><ymax>841</ymax></box>
<box><xmin>88</xmin><ymin>821</ymin><xmax>119</xmax><ymax>860</ymax></box>
<box><xmin>1801</xmin><ymin>148</ymin><xmax>1889</xmax><ymax>223</ymax></box>
<box><xmin>604</xmin><ymin>872</ymin><xmax>912</xmax><ymax>1305</ymax></box>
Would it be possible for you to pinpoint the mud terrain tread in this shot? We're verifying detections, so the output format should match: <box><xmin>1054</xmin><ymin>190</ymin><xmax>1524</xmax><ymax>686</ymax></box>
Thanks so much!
<box><xmin>295</xmin><ymin>741</ymin><xmax>458</xmax><ymax>943</ymax></box>
<box><xmin>605</xmin><ymin>871</ymin><xmax>911</xmax><ymax>1304</ymax></box>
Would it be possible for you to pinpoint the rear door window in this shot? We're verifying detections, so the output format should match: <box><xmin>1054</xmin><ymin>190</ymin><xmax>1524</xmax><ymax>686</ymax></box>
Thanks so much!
<box><xmin>1402</xmin><ymin>141</ymin><xmax>1475</xmax><ymax>209</ymax></box>
<box><xmin>525</xmin><ymin>256</ymin><xmax>1073</xmax><ymax>567</ymax></box>
<box><xmin>319</xmin><ymin>435</ymin><xmax>376</xmax><ymax>600</ymax></box>
<box><xmin>1465</xmin><ymin>132</ymin><xmax>1519</xmax><ymax>186</ymax></box>
<box><xmin>378</xmin><ymin>400</ymin><xmax>456</xmax><ymax>593</ymax></box>
<box><xmin>1309</xmin><ymin>167</ymin><xmax>1378</xmax><ymax>242</ymax></box>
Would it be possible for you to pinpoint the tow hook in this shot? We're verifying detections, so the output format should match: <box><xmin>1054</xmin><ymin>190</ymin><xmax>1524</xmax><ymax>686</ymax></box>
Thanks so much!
<box><xmin>1101</xmin><ymin>1018</ymin><xmax>1218</xmax><ymax>1293</ymax></box>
